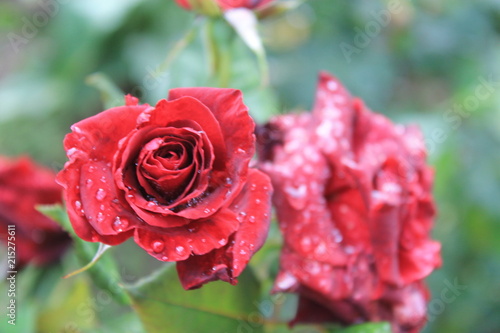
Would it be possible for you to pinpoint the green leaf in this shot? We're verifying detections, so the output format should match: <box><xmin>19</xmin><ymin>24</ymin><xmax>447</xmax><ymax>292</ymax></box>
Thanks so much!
<box><xmin>37</xmin><ymin>204</ymin><xmax>131</xmax><ymax>305</ymax></box>
<box><xmin>37</xmin><ymin>276</ymin><xmax>97</xmax><ymax>333</ymax></box>
<box><xmin>126</xmin><ymin>264</ymin><xmax>264</xmax><ymax>333</ymax></box>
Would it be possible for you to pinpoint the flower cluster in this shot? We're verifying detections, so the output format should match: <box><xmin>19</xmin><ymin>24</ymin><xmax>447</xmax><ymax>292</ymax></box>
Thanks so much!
<box><xmin>257</xmin><ymin>73</ymin><xmax>442</xmax><ymax>333</ymax></box>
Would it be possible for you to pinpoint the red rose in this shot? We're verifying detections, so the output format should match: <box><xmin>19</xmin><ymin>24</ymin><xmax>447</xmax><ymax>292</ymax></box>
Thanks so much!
<box><xmin>175</xmin><ymin>0</ymin><xmax>274</xmax><ymax>13</ymax></box>
<box><xmin>57</xmin><ymin>89</ymin><xmax>272</xmax><ymax>289</ymax></box>
<box><xmin>257</xmin><ymin>73</ymin><xmax>441</xmax><ymax>332</ymax></box>
<box><xmin>0</xmin><ymin>156</ymin><xmax>71</xmax><ymax>269</ymax></box>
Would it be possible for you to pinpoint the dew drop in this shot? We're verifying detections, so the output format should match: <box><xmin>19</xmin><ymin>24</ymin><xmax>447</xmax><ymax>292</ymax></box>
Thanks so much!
<box><xmin>236</xmin><ymin>212</ymin><xmax>247</xmax><ymax>223</ymax></box>
<box><xmin>100</xmin><ymin>176</ymin><xmax>107</xmax><ymax>183</ymax></box>
<box><xmin>67</xmin><ymin>147</ymin><xmax>78</xmax><ymax>157</ymax></box>
<box><xmin>161</xmin><ymin>256</ymin><xmax>169</xmax><ymax>261</ymax></box>
<box><xmin>250</xmin><ymin>183</ymin><xmax>257</xmax><ymax>191</ymax></box>
<box><xmin>112</xmin><ymin>217</ymin><xmax>129</xmax><ymax>232</ymax></box>
<box><xmin>201</xmin><ymin>238</ymin><xmax>207</xmax><ymax>243</ymax></box>
<box><xmin>315</xmin><ymin>242</ymin><xmax>327</xmax><ymax>256</ymax></box>
<box><xmin>88</xmin><ymin>165</ymin><xmax>96</xmax><ymax>173</ymax></box>
<box><xmin>100</xmin><ymin>204</ymin><xmax>105</xmax><ymax>210</ymax></box>
<box><xmin>152</xmin><ymin>240</ymin><xmax>165</xmax><ymax>253</ymax></box>
<box><xmin>301</xmin><ymin>237</ymin><xmax>312</xmax><ymax>250</ymax></box>
<box><xmin>239</xmin><ymin>249</ymin><xmax>247</xmax><ymax>255</ymax></box>
<box><xmin>276</xmin><ymin>272</ymin><xmax>297</xmax><ymax>290</ymax></box>
<box><xmin>75</xmin><ymin>200</ymin><xmax>82</xmax><ymax>209</ymax></box>
<box><xmin>86</xmin><ymin>179</ymin><xmax>93</xmax><ymax>187</ymax></box>
<box><xmin>263</xmin><ymin>186</ymin><xmax>269</xmax><ymax>191</ymax></box>
<box><xmin>218</xmin><ymin>239</ymin><xmax>227</xmax><ymax>246</ymax></box>
<box><xmin>237</xmin><ymin>148</ymin><xmax>246</xmax><ymax>154</ymax></box>
<box><xmin>333</xmin><ymin>229</ymin><xmax>343</xmax><ymax>243</ymax></box>
<box><xmin>203</xmin><ymin>208</ymin><xmax>211</xmax><ymax>214</ymax></box>
<box><xmin>255</xmin><ymin>199</ymin><xmax>261</xmax><ymax>205</ymax></box>
<box><xmin>248</xmin><ymin>215</ymin><xmax>256</xmax><ymax>223</ymax></box>
<box><xmin>175</xmin><ymin>246</ymin><xmax>185</xmax><ymax>254</ymax></box>
<box><xmin>96</xmin><ymin>188</ymin><xmax>106</xmax><ymax>201</ymax></box>
<box><xmin>147</xmin><ymin>201</ymin><xmax>156</xmax><ymax>208</ymax></box>
<box><xmin>96</xmin><ymin>212</ymin><xmax>105</xmax><ymax>223</ymax></box>
<box><xmin>224</xmin><ymin>177</ymin><xmax>232</xmax><ymax>187</ymax></box>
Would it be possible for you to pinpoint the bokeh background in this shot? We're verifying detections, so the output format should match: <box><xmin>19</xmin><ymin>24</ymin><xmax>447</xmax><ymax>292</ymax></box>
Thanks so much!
<box><xmin>1</xmin><ymin>0</ymin><xmax>499</xmax><ymax>332</ymax></box>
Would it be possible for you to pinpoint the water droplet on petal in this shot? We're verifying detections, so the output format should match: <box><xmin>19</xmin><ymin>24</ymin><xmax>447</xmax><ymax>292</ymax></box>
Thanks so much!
<box><xmin>100</xmin><ymin>176</ymin><xmax>107</xmax><ymax>183</ymax></box>
<box><xmin>75</xmin><ymin>201</ymin><xmax>82</xmax><ymax>209</ymax></box>
<box><xmin>96</xmin><ymin>188</ymin><xmax>106</xmax><ymax>201</ymax></box>
<box><xmin>96</xmin><ymin>212</ymin><xmax>105</xmax><ymax>223</ymax></box>
<box><xmin>239</xmin><ymin>249</ymin><xmax>247</xmax><ymax>255</ymax></box>
<box><xmin>112</xmin><ymin>217</ymin><xmax>129</xmax><ymax>232</ymax></box>
<box><xmin>161</xmin><ymin>256</ymin><xmax>169</xmax><ymax>261</ymax></box>
<box><xmin>236</xmin><ymin>212</ymin><xmax>247</xmax><ymax>223</ymax></box>
<box><xmin>248</xmin><ymin>216</ymin><xmax>256</xmax><ymax>223</ymax></box>
<box><xmin>333</xmin><ymin>229</ymin><xmax>343</xmax><ymax>243</ymax></box>
<box><xmin>276</xmin><ymin>272</ymin><xmax>298</xmax><ymax>290</ymax></box>
<box><xmin>218</xmin><ymin>239</ymin><xmax>227</xmax><ymax>246</ymax></box>
<box><xmin>86</xmin><ymin>179</ymin><xmax>93</xmax><ymax>187</ymax></box>
<box><xmin>255</xmin><ymin>199</ymin><xmax>261</xmax><ymax>205</ymax></box>
<box><xmin>203</xmin><ymin>208</ymin><xmax>211</xmax><ymax>214</ymax></box>
<box><xmin>67</xmin><ymin>147</ymin><xmax>78</xmax><ymax>157</ymax></box>
<box><xmin>175</xmin><ymin>246</ymin><xmax>185</xmax><ymax>254</ymax></box>
<box><xmin>237</xmin><ymin>148</ymin><xmax>246</xmax><ymax>154</ymax></box>
<box><xmin>152</xmin><ymin>240</ymin><xmax>165</xmax><ymax>253</ymax></box>
<box><xmin>224</xmin><ymin>178</ymin><xmax>232</xmax><ymax>187</ymax></box>
<box><xmin>250</xmin><ymin>183</ymin><xmax>257</xmax><ymax>191</ymax></box>
<box><xmin>301</xmin><ymin>237</ymin><xmax>312</xmax><ymax>251</ymax></box>
<box><xmin>88</xmin><ymin>165</ymin><xmax>96</xmax><ymax>173</ymax></box>
<box><xmin>201</xmin><ymin>238</ymin><xmax>206</xmax><ymax>243</ymax></box>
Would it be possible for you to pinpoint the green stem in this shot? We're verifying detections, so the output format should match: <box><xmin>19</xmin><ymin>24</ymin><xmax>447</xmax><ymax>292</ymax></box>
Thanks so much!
<box><xmin>157</xmin><ymin>16</ymin><xmax>204</xmax><ymax>75</ymax></box>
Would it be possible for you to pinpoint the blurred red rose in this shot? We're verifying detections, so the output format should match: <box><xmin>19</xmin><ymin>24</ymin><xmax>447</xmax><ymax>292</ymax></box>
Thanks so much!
<box><xmin>175</xmin><ymin>0</ymin><xmax>274</xmax><ymax>12</ymax></box>
<box><xmin>0</xmin><ymin>156</ymin><xmax>70</xmax><ymax>270</ymax></box>
<box><xmin>57</xmin><ymin>90</ymin><xmax>272</xmax><ymax>289</ymax></box>
<box><xmin>257</xmin><ymin>73</ymin><xmax>441</xmax><ymax>332</ymax></box>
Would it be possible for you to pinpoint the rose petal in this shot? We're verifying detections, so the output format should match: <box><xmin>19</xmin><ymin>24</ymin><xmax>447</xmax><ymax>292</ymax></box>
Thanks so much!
<box><xmin>176</xmin><ymin>169</ymin><xmax>272</xmax><ymax>289</ymax></box>
<box><xmin>133</xmin><ymin>208</ymin><xmax>240</xmax><ymax>262</ymax></box>
<box><xmin>57</xmin><ymin>151</ymin><xmax>135</xmax><ymax>245</ymax></box>
<box><xmin>168</xmin><ymin>88</ymin><xmax>255</xmax><ymax>207</ymax></box>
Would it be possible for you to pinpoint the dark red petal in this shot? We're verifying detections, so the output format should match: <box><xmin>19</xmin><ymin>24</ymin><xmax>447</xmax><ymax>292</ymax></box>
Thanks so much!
<box><xmin>176</xmin><ymin>169</ymin><xmax>273</xmax><ymax>290</ymax></box>
<box><xmin>312</xmin><ymin>72</ymin><xmax>355</xmax><ymax>158</ymax></box>
<box><xmin>217</xmin><ymin>0</ymin><xmax>274</xmax><ymax>9</ymax></box>
<box><xmin>148</xmin><ymin>97</ymin><xmax>226</xmax><ymax>170</ymax></box>
<box><xmin>133</xmin><ymin>208</ymin><xmax>240</xmax><ymax>262</ymax></box>
<box><xmin>167</xmin><ymin>88</ymin><xmax>255</xmax><ymax>206</ymax></box>
<box><xmin>114</xmin><ymin>126</ymin><xmax>213</xmax><ymax>226</ymax></box>
<box><xmin>78</xmin><ymin>160</ymin><xmax>139</xmax><ymax>236</ymax></box>
<box><xmin>63</xmin><ymin>104</ymin><xmax>149</xmax><ymax>162</ymax></box>
<box><xmin>57</xmin><ymin>155</ymin><xmax>135</xmax><ymax>245</ymax></box>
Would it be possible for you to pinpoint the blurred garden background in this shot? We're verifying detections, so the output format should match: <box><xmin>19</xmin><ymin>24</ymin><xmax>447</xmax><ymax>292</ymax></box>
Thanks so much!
<box><xmin>1</xmin><ymin>0</ymin><xmax>499</xmax><ymax>332</ymax></box>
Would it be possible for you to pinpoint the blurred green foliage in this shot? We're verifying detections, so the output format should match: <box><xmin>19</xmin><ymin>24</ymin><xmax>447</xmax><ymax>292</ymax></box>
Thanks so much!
<box><xmin>1</xmin><ymin>0</ymin><xmax>499</xmax><ymax>332</ymax></box>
